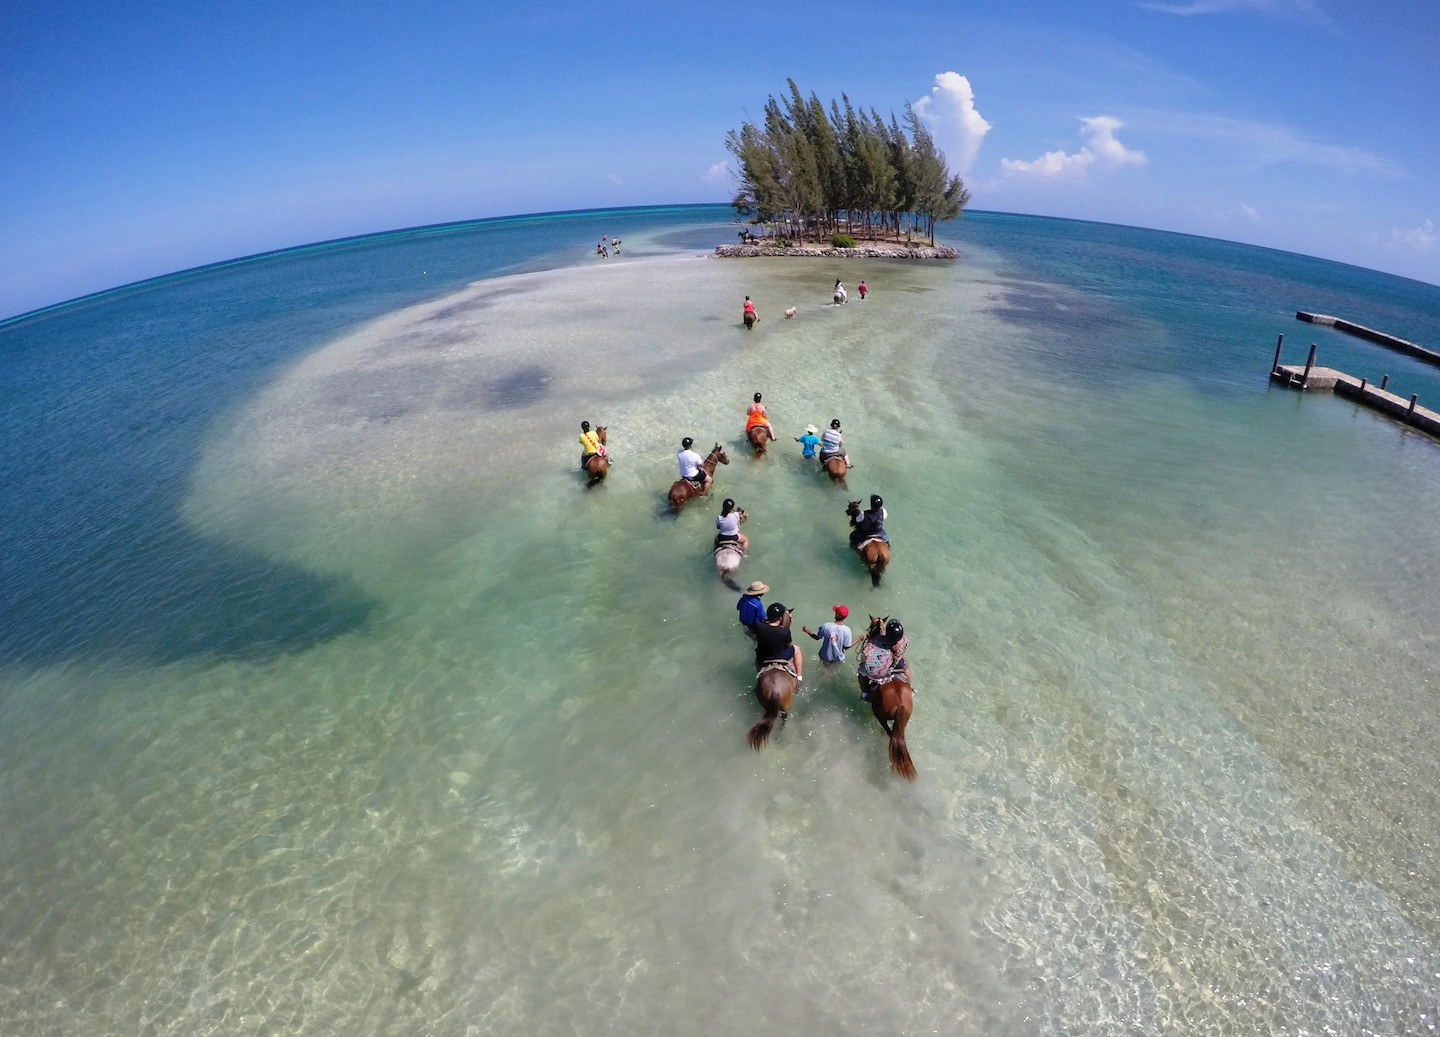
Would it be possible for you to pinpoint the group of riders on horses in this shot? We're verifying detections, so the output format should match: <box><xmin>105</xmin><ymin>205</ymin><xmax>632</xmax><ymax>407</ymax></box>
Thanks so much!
<box><xmin>576</xmin><ymin>386</ymin><xmax>914</xmax><ymax>774</ymax></box>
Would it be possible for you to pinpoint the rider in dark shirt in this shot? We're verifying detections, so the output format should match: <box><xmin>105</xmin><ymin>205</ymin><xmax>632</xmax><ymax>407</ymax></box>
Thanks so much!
<box><xmin>753</xmin><ymin>602</ymin><xmax>802</xmax><ymax>680</ymax></box>
<box><xmin>849</xmin><ymin>494</ymin><xmax>888</xmax><ymax>549</ymax></box>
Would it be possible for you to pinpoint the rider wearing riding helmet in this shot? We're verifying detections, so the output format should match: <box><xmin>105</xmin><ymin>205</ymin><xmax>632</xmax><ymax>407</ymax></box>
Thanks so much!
<box><xmin>715</xmin><ymin>498</ymin><xmax>749</xmax><ymax>553</ymax></box>
<box><xmin>754</xmin><ymin>601</ymin><xmax>803</xmax><ymax>681</ymax></box>
<box><xmin>849</xmin><ymin>493</ymin><xmax>888</xmax><ymax>549</ymax></box>
<box><xmin>677</xmin><ymin>436</ymin><xmax>713</xmax><ymax>495</ymax></box>
<box><xmin>857</xmin><ymin>617</ymin><xmax>909</xmax><ymax>699</ymax></box>
<box><xmin>819</xmin><ymin>418</ymin><xmax>849</xmax><ymax>465</ymax></box>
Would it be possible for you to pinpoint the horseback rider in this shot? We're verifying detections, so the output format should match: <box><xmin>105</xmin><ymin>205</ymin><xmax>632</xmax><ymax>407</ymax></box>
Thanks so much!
<box><xmin>857</xmin><ymin>617</ymin><xmax>909</xmax><ymax>700</ymax></box>
<box><xmin>745</xmin><ymin>392</ymin><xmax>773</xmax><ymax>438</ymax></box>
<box><xmin>736</xmin><ymin>580</ymin><xmax>768</xmax><ymax>631</ymax></box>
<box><xmin>677</xmin><ymin>436</ymin><xmax>713</xmax><ymax>495</ymax></box>
<box><xmin>578</xmin><ymin>420</ymin><xmax>607</xmax><ymax>467</ymax></box>
<box><xmin>743</xmin><ymin>295</ymin><xmax>758</xmax><ymax>329</ymax></box>
<box><xmin>715</xmin><ymin>497</ymin><xmax>749</xmax><ymax>554</ymax></box>
<box><xmin>849</xmin><ymin>494</ymin><xmax>888</xmax><ymax>549</ymax></box>
<box><xmin>754</xmin><ymin>601</ymin><xmax>803</xmax><ymax>682</ymax></box>
<box><xmin>819</xmin><ymin>418</ymin><xmax>849</xmax><ymax>466</ymax></box>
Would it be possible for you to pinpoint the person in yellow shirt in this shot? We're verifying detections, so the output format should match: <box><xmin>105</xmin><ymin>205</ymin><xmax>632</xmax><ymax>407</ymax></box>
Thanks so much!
<box><xmin>579</xmin><ymin>420</ymin><xmax>607</xmax><ymax>466</ymax></box>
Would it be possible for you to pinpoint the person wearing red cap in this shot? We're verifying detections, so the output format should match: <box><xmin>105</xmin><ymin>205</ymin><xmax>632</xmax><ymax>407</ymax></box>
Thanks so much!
<box><xmin>803</xmin><ymin>605</ymin><xmax>854</xmax><ymax>664</ymax></box>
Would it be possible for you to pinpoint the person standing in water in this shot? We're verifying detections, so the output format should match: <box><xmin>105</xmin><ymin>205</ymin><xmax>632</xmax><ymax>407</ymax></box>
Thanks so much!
<box><xmin>803</xmin><ymin>605</ymin><xmax>854</xmax><ymax>664</ymax></box>
<box><xmin>795</xmin><ymin>423</ymin><xmax>821</xmax><ymax>460</ymax></box>
<box><xmin>858</xmin><ymin>280</ymin><xmax>867</xmax><ymax>300</ymax></box>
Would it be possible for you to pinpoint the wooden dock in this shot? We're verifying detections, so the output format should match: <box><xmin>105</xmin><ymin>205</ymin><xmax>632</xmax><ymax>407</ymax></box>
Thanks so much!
<box><xmin>1270</xmin><ymin>333</ymin><xmax>1440</xmax><ymax>440</ymax></box>
<box><xmin>1296</xmin><ymin>311</ymin><xmax>1440</xmax><ymax>367</ymax></box>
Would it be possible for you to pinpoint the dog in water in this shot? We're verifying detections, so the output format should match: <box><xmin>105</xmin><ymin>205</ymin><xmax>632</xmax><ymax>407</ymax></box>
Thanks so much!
<box><xmin>784</xmin><ymin>306</ymin><xmax>797</xmax><ymax>319</ymax></box>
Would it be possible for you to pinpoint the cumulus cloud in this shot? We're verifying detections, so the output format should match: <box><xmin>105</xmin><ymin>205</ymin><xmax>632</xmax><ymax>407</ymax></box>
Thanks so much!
<box><xmin>1001</xmin><ymin>117</ymin><xmax>1146</xmax><ymax>180</ymax></box>
<box><xmin>1390</xmin><ymin>218</ymin><xmax>1437</xmax><ymax>252</ymax></box>
<box><xmin>912</xmin><ymin>72</ymin><xmax>991</xmax><ymax>174</ymax></box>
<box><xmin>704</xmin><ymin>162</ymin><xmax>731</xmax><ymax>184</ymax></box>
<box><xmin>606</xmin><ymin>173</ymin><xmax>623</xmax><ymax>187</ymax></box>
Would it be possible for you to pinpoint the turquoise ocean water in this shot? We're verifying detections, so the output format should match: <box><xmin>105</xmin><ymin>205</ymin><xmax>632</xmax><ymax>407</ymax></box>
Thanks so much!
<box><xmin>2</xmin><ymin>205</ymin><xmax>1439</xmax><ymax>1035</ymax></box>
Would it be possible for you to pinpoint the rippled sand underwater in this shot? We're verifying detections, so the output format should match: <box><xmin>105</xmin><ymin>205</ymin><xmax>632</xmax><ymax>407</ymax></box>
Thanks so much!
<box><xmin>4</xmin><ymin>230</ymin><xmax>1440</xmax><ymax>1035</ymax></box>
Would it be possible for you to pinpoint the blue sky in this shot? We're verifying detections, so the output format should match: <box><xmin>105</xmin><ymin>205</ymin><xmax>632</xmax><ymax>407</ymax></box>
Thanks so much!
<box><xmin>3</xmin><ymin>0</ymin><xmax>1437</xmax><ymax>318</ymax></box>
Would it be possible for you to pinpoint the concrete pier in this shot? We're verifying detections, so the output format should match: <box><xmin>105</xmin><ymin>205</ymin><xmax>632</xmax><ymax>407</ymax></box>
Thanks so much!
<box><xmin>1271</xmin><ymin>359</ymin><xmax>1440</xmax><ymax>439</ymax></box>
<box><xmin>1296</xmin><ymin>311</ymin><xmax>1440</xmax><ymax>367</ymax></box>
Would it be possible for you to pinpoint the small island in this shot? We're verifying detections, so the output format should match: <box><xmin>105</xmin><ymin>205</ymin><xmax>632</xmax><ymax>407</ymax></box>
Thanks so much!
<box><xmin>716</xmin><ymin>80</ymin><xmax>968</xmax><ymax>261</ymax></box>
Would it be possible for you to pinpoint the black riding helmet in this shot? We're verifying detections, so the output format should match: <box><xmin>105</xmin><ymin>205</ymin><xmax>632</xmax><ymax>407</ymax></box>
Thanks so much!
<box><xmin>722</xmin><ymin>498</ymin><xmax>736</xmax><ymax>512</ymax></box>
<box><xmin>581</xmin><ymin>420</ymin><xmax>591</xmax><ymax>431</ymax></box>
<box><xmin>682</xmin><ymin>436</ymin><xmax>694</xmax><ymax>449</ymax></box>
<box><xmin>766</xmin><ymin>601</ymin><xmax>788</xmax><ymax>620</ymax></box>
<box><xmin>754</xmin><ymin>392</ymin><xmax>763</xmax><ymax>403</ymax></box>
<box><xmin>829</xmin><ymin>418</ymin><xmax>841</xmax><ymax>429</ymax></box>
<box><xmin>870</xmin><ymin>494</ymin><xmax>883</xmax><ymax>508</ymax></box>
<box><xmin>885</xmin><ymin>618</ymin><xmax>904</xmax><ymax>639</ymax></box>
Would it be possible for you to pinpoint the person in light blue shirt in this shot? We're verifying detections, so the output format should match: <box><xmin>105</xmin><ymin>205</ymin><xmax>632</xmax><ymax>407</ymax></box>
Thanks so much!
<box><xmin>803</xmin><ymin>605</ymin><xmax>855</xmax><ymax>663</ymax></box>
<box><xmin>795</xmin><ymin>423</ymin><xmax>821</xmax><ymax>459</ymax></box>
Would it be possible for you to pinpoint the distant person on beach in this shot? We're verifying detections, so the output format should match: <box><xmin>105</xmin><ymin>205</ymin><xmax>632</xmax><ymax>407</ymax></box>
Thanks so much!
<box><xmin>677</xmin><ymin>436</ymin><xmax>712</xmax><ymax>495</ymax></box>
<box><xmin>745</xmin><ymin>392</ymin><xmax>772</xmax><ymax>436</ymax></box>
<box><xmin>612</xmin><ymin>239</ymin><xmax>621</xmax><ymax>254</ymax></box>
<box><xmin>819</xmin><ymin>418</ymin><xmax>849</xmax><ymax>466</ymax></box>
<box><xmin>743</xmin><ymin>296</ymin><xmax>758</xmax><ymax>329</ymax></box>
<box><xmin>795</xmin><ymin>423</ymin><xmax>821</xmax><ymax>459</ymax></box>
<box><xmin>737</xmin><ymin>580</ymin><xmax>768</xmax><ymax>631</ymax></box>
<box><xmin>858</xmin><ymin>281</ymin><xmax>867</xmax><ymax>299</ymax></box>
<box><xmin>715</xmin><ymin>498</ymin><xmax>749</xmax><ymax>554</ymax></box>
<box><xmin>803</xmin><ymin>605</ymin><xmax>854</xmax><ymax>664</ymax></box>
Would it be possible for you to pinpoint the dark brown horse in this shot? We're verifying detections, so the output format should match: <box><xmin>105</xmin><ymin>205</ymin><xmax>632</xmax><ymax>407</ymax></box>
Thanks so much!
<box><xmin>582</xmin><ymin>426</ymin><xmax>608</xmax><ymax>486</ymax></box>
<box><xmin>747</xmin><ymin>612</ymin><xmax>797</xmax><ymax>750</ymax></box>
<box><xmin>668</xmin><ymin>444</ymin><xmax>728</xmax><ymax>512</ymax></box>
<box><xmin>858</xmin><ymin>615</ymin><xmax>916</xmax><ymax>780</ymax></box>
<box><xmin>822</xmin><ymin>454</ymin><xmax>849</xmax><ymax>482</ymax></box>
<box><xmin>747</xmin><ymin>422</ymin><xmax>774</xmax><ymax>455</ymax></box>
<box><xmin>845</xmin><ymin>500</ymin><xmax>890</xmax><ymax>587</ymax></box>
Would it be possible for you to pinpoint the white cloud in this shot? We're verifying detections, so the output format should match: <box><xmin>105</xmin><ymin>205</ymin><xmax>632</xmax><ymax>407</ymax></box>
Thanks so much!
<box><xmin>912</xmin><ymin>72</ymin><xmax>991</xmax><ymax>174</ymax></box>
<box><xmin>703</xmin><ymin>162</ymin><xmax>731</xmax><ymax>184</ymax></box>
<box><xmin>1240</xmin><ymin>203</ymin><xmax>1260</xmax><ymax>222</ymax></box>
<box><xmin>606</xmin><ymin>173</ymin><xmax>623</xmax><ymax>187</ymax></box>
<box><xmin>1002</xmin><ymin>116</ymin><xmax>1146</xmax><ymax>180</ymax></box>
<box><xmin>1131</xmin><ymin>111</ymin><xmax>1399</xmax><ymax>175</ymax></box>
<box><xmin>1141</xmin><ymin>0</ymin><xmax>1324</xmax><ymax>19</ymax></box>
<box><xmin>1390</xmin><ymin>219</ymin><xmax>1437</xmax><ymax>252</ymax></box>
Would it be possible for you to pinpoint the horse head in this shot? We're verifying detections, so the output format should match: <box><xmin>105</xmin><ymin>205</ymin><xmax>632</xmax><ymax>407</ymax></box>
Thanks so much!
<box><xmin>711</xmin><ymin>444</ymin><xmax>730</xmax><ymax>465</ymax></box>
<box><xmin>596</xmin><ymin>426</ymin><xmax>607</xmax><ymax>444</ymax></box>
<box><xmin>846</xmin><ymin>499</ymin><xmax>862</xmax><ymax>519</ymax></box>
<box><xmin>865</xmin><ymin>615</ymin><xmax>888</xmax><ymax>639</ymax></box>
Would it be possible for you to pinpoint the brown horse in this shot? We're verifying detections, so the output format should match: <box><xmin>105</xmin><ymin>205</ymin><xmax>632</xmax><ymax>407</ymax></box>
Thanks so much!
<box><xmin>747</xmin><ymin>423</ymin><xmax>774</xmax><ymax>455</ymax></box>
<box><xmin>747</xmin><ymin>612</ymin><xmax>797</xmax><ymax>750</ymax></box>
<box><xmin>857</xmin><ymin>615</ymin><xmax>916</xmax><ymax>780</ymax></box>
<box><xmin>845</xmin><ymin>500</ymin><xmax>890</xmax><ymax>587</ymax></box>
<box><xmin>668</xmin><ymin>444</ymin><xmax>728</xmax><ymax>512</ymax></box>
<box><xmin>822</xmin><ymin>454</ymin><xmax>849</xmax><ymax>482</ymax></box>
<box><xmin>582</xmin><ymin>426</ymin><xmax>608</xmax><ymax>486</ymax></box>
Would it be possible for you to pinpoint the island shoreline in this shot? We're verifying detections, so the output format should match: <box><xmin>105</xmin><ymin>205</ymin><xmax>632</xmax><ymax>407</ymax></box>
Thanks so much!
<box><xmin>714</xmin><ymin>242</ymin><xmax>957</xmax><ymax>260</ymax></box>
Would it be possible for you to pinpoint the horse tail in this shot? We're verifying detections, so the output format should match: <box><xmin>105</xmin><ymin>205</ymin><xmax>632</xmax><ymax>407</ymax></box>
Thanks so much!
<box><xmin>721</xmin><ymin>572</ymin><xmax>741</xmax><ymax>592</ymax></box>
<box><xmin>888</xmin><ymin>697</ymin><xmax>916</xmax><ymax>780</ymax></box>
<box><xmin>747</xmin><ymin>682</ymin><xmax>781</xmax><ymax>751</ymax></box>
<box><xmin>869</xmin><ymin>549</ymin><xmax>888</xmax><ymax>588</ymax></box>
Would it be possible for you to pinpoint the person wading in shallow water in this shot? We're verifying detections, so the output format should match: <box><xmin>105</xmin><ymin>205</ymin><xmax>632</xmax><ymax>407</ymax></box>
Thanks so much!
<box><xmin>743</xmin><ymin>296</ymin><xmax>758</xmax><ymax>329</ymax></box>
<box><xmin>803</xmin><ymin>604</ymin><xmax>854</xmax><ymax>664</ymax></box>
<box><xmin>737</xmin><ymin>580</ymin><xmax>768</xmax><ymax>632</ymax></box>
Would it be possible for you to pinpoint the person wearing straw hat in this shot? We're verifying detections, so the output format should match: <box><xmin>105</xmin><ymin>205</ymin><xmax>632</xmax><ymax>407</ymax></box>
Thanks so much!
<box><xmin>803</xmin><ymin>605</ymin><xmax>854</xmax><ymax>664</ymax></box>
<box><xmin>795</xmin><ymin>423</ymin><xmax>821</xmax><ymax>460</ymax></box>
<box><xmin>736</xmin><ymin>580</ymin><xmax>769</xmax><ymax>631</ymax></box>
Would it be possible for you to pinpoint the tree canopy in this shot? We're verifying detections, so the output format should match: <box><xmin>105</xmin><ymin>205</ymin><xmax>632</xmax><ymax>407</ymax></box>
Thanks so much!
<box><xmin>726</xmin><ymin>81</ymin><xmax>971</xmax><ymax>247</ymax></box>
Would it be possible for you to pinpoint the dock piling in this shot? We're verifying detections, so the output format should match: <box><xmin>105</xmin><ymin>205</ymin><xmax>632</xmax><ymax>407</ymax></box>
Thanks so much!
<box><xmin>1410</xmin><ymin>394</ymin><xmax>1419</xmax><ymax>417</ymax></box>
<box><xmin>1381</xmin><ymin>375</ymin><xmax>1390</xmax><ymax>390</ymax></box>
<box><xmin>1272</xmin><ymin>333</ymin><xmax>1284</xmax><ymax>374</ymax></box>
<box><xmin>1303</xmin><ymin>344</ymin><xmax>1317</xmax><ymax>388</ymax></box>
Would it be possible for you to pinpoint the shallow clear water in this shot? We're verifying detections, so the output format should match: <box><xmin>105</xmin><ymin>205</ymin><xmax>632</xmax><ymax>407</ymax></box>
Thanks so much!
<box><xmin>2</xmin><ymin>207</ymin><xmax>1439</xmax><ymax>1035</ymax></box>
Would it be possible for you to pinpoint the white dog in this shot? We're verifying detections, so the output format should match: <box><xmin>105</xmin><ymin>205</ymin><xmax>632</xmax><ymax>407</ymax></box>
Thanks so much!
<box><xmin>784</xmin><ymin>306</ymin><xmax>797</xmax><ymax>319</ymax></box>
